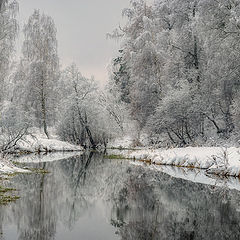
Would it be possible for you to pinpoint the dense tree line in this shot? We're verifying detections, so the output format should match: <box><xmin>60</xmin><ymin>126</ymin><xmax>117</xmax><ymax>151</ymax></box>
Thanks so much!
<box><xmin>110</xmin><ymin>0</ymin><xmax>240</xmax><ymax>147</ymax></box>
<box><xmin>1</xmin><ymin>0</ymin><xmax>240</xmax><ymax>150</ymax></box>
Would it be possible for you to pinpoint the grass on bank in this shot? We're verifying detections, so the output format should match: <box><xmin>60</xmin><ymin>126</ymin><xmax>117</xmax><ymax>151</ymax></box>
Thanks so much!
<box><xmin>0</xmin><ymin>186</ymin><xmax>19</xmax><ymax>205</ymax></box>
<box><xmin>11</xmin><ymin>161</ymin><xmax>50</xmax><ymax>174</ymax></box>
<box><xmin>0</xmin><ymin>162</ymin><xmax>50</xmax><ymax>206</ymax></box>
<box><xmin>104</xmin><ymin>154</ymin><xmax>134</xmax><ymax>160</ymax></box>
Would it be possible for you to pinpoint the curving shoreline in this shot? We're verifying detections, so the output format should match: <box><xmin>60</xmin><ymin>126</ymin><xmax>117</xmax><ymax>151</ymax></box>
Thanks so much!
<box><xmin>108</xmin><ymin>147</ymin><xmax>240</xmax><ymax>178</ymax></box>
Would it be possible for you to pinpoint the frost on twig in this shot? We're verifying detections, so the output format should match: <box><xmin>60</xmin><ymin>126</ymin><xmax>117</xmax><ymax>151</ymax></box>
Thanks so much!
<box><xmin>211</xmin><ymin>148</ymin><xmax>230</xmax><ymax>170</ymax></box>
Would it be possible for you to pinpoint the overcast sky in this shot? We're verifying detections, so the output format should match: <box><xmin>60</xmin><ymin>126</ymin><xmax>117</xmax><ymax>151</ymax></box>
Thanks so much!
<box><xmin>17</xmin><ymin>0</ymin><xmax>132</xmax><ymax>85</ymax></box>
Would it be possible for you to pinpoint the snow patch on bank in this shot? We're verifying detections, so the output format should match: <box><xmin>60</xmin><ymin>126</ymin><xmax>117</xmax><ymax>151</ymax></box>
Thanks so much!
<box><xmin>116</xmin><ymin>147</ymin><xmax>240</xmax><ymax>177</ymax></box>
<box><xmin>108</xmin><ymin>136</ymin><xmax>136</xmax><ymax>149</ymax></box>
<box><xmin>0</xmin><ymin>159</ymin><xmax>29</xmax><ymax>174</ymax></box>
<box><xmin>131</xmin><ymin>161</ymin><xmax>240</xmax><ymax>191</ymax></box>
<box><xmin>15</xmin><ymin>134</ymin><xmax>83</xmax><ymax>153</ymax></box>
<box><xmin>108</xmin><ymin>134</ymin><xmax>149</xmax><ymax>149</ymax></box>
<box><xmin>16</xmin><ymin>152</ymin><xmax>82</xmax><ymax>163</ymax></box>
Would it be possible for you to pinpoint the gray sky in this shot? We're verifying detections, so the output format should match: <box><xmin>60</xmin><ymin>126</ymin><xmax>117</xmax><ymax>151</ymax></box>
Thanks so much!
<box><xmin>17</xmin><ymin>0</ymin><xmax>131</xmax><ymax>85</ymax></box>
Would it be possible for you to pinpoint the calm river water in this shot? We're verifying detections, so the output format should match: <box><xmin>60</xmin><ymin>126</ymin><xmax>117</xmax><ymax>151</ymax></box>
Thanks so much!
<box><xmin>0</xmin><ymin>152</ymin><xmax>240</xmax><ymax>240</ymax></box>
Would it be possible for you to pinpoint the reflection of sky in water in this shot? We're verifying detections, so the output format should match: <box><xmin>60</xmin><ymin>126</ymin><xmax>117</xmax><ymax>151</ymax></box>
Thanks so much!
<box><xmin>4</xmin><ymin>225</ymin><xmax>18</xmax><ymax>240</ymax></box>
<box><xmin>1</xmin><ymin>153</ymin><xmax>240</xmax><ymax>240</ymax></box>
<box><xmin>3</xmin><ymin>201</ymin><xmax>119</xmax><ymax>240</ymax></box>
<box><xmin>56</xmin><ymin>201</ymin><xmax>119</xmax><ymax>240</ymax></box>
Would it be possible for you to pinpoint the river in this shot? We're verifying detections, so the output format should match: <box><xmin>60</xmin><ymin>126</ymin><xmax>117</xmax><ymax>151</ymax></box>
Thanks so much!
<box><xmin>0</xmin><ymin>152</ymin><xmax>240</xmax><ymax>240</ymax></box>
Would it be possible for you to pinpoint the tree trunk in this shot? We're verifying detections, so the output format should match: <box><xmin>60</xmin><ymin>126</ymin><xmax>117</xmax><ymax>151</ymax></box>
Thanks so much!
<box><xmin>167</xmin><ymin>130</ymin><xmax>176</xmax><ymax>144</ymax></box>
<box><xmin>185</xmin><ymin>121</ymin><xmax>193</xmax><ymax>142</ymax></box>
<box><xmin>223</xmin><ymin>110</ymin><xmax>234</xmax><ymax>138</ymax></box>
<box><xmin>85</xmin><ymin>125</ymin><xmax>96</xmax><ymax>149</ymax></box>
<box><xmin>0</xmin><ymin>0</ymin><xmax>4</xmax><ymax>11</ymax></box>
<box><xmin>73</xmin><ymin>82</ymin><xmax>96</xmax><ymax>149</ymax></box>
<box><xmin>203</xmin><ymin>113</ymin><xmax>221</xmax><ymax>133</ymax></box>
<box><xmin>84</xmin><ymin>112</ymin><xmax>96</xmax><ymax>149</ymax></box>
<box><xmin>43</xmin><ymin>108</ymin><xmax>49</xmax><ymax>139</ymax></box>
<box><xmin>76</xmin><ymin>106</ymin><xmax>96</xmax><ymax>149</ymax></box>
<box><xmin>41</xmin><ymin>76</ymin><xmax>49</xmax><ymax>139</ymax></box>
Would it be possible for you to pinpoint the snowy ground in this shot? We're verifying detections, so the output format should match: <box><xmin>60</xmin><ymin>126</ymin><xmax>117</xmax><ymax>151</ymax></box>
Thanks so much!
<box><xmin>108</xmin><ymin>136</ymin><xmax>136</xmax><ymax>149</ymax></box>
<box><xmin>109</xmin><ymin>146</ymin><xmax>240</xmax><ymax>178</ymax></box>
<box><xmin>0</xmin><ymin>146</ymin><xmax>82</xmax><ymax>174</ymax></box>
<box><xmin>15</xmin><ymin>152</ymin><xmax>83</xmax><ymax>163</ymax></box>
<box><xmin>131</xmin><ymin>161</ymin><xmax>240</xmax><ymax>191</ymax></box>
<box><xmin>0</xmin><ymin>129</ymin><xmax>83</xmax><ymax>174</ymax></box>
<box><xmin>0</xmin><ymin>158</ymin><xmax>30</xmax><ymax>174</ymax></box>
<box><xmin>16</xmin><ymin>136</ymin><xmax>82</xmax><ymax>153</ymax></box>
<box><xmin>13</xmin><ymin>129</ymin><xmax>83</xmax><ymax>153</ymax></box>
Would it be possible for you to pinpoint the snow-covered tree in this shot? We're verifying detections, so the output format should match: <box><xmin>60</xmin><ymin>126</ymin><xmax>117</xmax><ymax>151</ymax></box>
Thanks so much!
<box><xmin>110</xmin><ymin>0</ymin><xmax>163</xmax><ymax>140</ymax></box>
<box><xmin>58</xmin><ymin>64</ymin><xmax>122</xmax><ymax>149</ymax></box>
<box><xmin>21</xmin><ymin>10</ymin><xmax>59</xmax><ymax>138</ymax></box>
<box><xmin>109</xmin><ymin>0</ymin><xmax>240</xmax><ymax>146</ymax></box>
<box><xmin>0</xmin><ymin>0</ymin><xmax>18</xmax><ymax>102</ymax></box>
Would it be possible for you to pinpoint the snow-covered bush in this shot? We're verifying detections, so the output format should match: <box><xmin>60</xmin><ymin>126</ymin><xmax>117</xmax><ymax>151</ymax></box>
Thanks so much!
<box><xmin>57</xmin><ymin>64</ymin><xmax>125</xmax><ymax>149</ymax></box>
<box><xmin>0</xmin><ymin>101</ymin><xmax>29</xmax><ymax>152</ymax></box>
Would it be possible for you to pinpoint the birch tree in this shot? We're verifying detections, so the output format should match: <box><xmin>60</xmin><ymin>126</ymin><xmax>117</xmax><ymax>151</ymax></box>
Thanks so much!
<box><xmin>21</xmin><ymin>10</ymin><xmax>59</xmax><ymax>138</ymax></box>
<box><xmin>0</xmin><ymin>0</ymin><xmax>18</xmax><ymax>102</ymax></box>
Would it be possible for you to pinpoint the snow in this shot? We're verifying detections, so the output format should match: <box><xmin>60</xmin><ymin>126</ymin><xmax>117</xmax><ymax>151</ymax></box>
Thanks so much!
<box><xmin>0</xmin><ymin>129</ymin><xmax>83</xmax><ymax>173</ymax></box>
<box><xmin>15</xmin><ymin>134</ymin><xmax>83</xmax><ymax>153</ymax></box>
<box><xmin>0</xmin><ymin>159</ymin><xmax>29</xmax><ymax>174</ymax></box>
<box><xmin>113</xmin><ymin>147</ymin><xmax>240</xmax><ymax>177</ymax></box>
<box><xmin>15</xmin><ymin>152</ymin><xmax>83</xmax><ymax>163</ymax></box>
<box><xmin>131</xmin><ymin>161</ymin><xmax>240</xmax><ymax>192</ymax></box>
<box><xmin>108</xmin><ymin>136</ymin><xmax>135</xmax><ymax>149</ymax></box>
<box><xmin>108</xmin><ymin>134</ymin><xmax>148</xmax><ymax>149</ymax></box>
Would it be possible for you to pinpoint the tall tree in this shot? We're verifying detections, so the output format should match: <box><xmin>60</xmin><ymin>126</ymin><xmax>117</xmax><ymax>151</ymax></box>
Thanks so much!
<box><xmin>0</xmin><ymin>0</ymin><xmax>4</xmax><ymax>11</ymax></box>
<box><xmin>110</xmin><ymin>0</ymin><xmax>240</xmax><ymax>146</ymax></box>
<box><xmin>111</xmin><ymin>0</ymin><xmax>162</xmax><ymax>138</ymax></box>
<box><xmin>22</xmin><ymin>10</ymin><xmax>59</xmax><ymax>138</ymax></box>
<box><xmin>0</xmin><ymin>0</ymin><xmax>18</xmax><ymax>102</ymax></box>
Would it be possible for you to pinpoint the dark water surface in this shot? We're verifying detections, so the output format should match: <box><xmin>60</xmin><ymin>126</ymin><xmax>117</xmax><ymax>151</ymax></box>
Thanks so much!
<box><xmin>1</xmin><ymin>153</ymin><xmax>240</xmax><ymax>240</ymax></box>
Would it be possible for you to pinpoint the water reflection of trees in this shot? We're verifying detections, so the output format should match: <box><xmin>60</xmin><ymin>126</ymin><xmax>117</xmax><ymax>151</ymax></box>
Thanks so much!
<box><xmin>0</xmin><ymin>153</ymin><xmax>125</xmax><ymax>239</ymax></box>
<box><xmin>0</xmin><ymin>154</ymin><xmax>240</xmax><ymax>240</ymax></box>
<box><xmin>110</xmin><ymin>166</ymin><xmax>240</xmax><ymax>240</ymax></box>
<box><xmin>0</xmin><ymin>153</ymin><xmax>99</xmax><ymax>239</ymax></box>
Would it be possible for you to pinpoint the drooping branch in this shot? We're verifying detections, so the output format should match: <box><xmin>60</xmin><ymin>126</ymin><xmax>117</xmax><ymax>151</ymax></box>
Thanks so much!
<box><xmin>1</xmin><ymin>127</ymin><xmax>28</xmax><ymax>153</ymax></box>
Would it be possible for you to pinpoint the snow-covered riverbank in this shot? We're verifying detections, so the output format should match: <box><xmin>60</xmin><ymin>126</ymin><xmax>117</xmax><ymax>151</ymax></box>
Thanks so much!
<box><xmin>110</xmin><ymin>147</ymin><xmax>240</xmax><ymax>178</ymax></box>
<box><xmin>9</xmin><ymin>129</ymin><xmax>83</xmax><ymax>153</ymax></box>
<box><xmin>0</xmin><ymin>159</ymin><xmax>30</xmax><ymax>174</ymax></box>
<box><xmin>0</xmin><ymin>131</ymin><xmax>83</xmax><ymax>174</ymax></box>
<box><xmin>15</xmin><ymin>151</ymin><xmax>83</xmax><ymax>163</ymax></box>
<box><xmin>16</xmin><ymin>136</ymin><xmax>83</xmax><ymax>153</ymax></box>
<box><xmin>131</xmin><ymin>161</ymin><xmax>240</xmax><ymax>192</ymax></box>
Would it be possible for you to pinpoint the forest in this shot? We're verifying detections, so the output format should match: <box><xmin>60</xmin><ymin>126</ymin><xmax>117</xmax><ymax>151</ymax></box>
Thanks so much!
<box><xmin>1</xmin><ymin>1</ymin><xmax>240</xmax><ymax>239</ymax></box>
<box><xmin>1</xmin><ymin>0</ymin><xmax>240</xmax><ymax>153</ymax></box>
<box><xmin>109</xmin><ymin>0</ymin><xmax>240</xmax><ymax>147</ymax></box>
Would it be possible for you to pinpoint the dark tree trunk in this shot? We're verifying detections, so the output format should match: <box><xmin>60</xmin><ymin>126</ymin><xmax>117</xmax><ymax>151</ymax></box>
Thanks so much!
<box><xmin>167</xmin><ymin>130</ymin><xmax>176</xmax><ymax>144</ymax></box>
<box><xmin>0</xmin><ymin>0</ymin><xmax>4</xmax><ymax>11</ymax></box>
<box><xmin>73</xmin><ymin>82</ymin><xmax>96</xmax><ymax>149</ymax></box>
<box><xmin>75</xmin><ymin>107</ymin><xmax>96</xmax><ymax>149</ymax></box>
<box><xmin>41</xmin><ymin>74</ymin><xmax>49</xmax><ymax>139</ymax></box>
<box><xmin>41</xmin><ymin>98</ymin><xmax>49</xmax><ymax>139</ymax></box>
<box><xmin>205</xmin><ymin>114</ymin><xmax>220</xmax><ymax>133</ymax></box>
<box><xmin>192</xmin><ymin>2</ymin><xmax>200</xmax><ymax>84</ymax></box>
<box><xmin>83</xmin><ymin>112</ymin><xmax>96</xmax><ymax>149</ymax></box>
